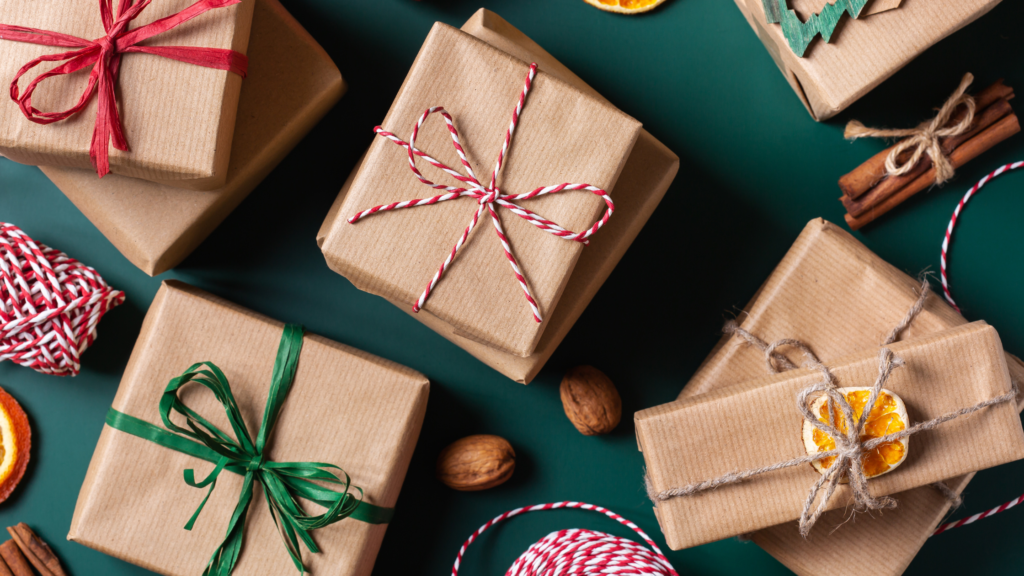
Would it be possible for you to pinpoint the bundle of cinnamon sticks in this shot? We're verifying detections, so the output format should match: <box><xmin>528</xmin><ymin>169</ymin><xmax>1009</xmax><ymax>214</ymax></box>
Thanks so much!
<box><xmin>0</xmin><ymin>524</ymin><xmax>65</xmax><ymax>576</ymax></box>
<box><xmin>840</xmin><ymin>80</ymin><xmax>1019</xmax><ymax>230</ymax></box>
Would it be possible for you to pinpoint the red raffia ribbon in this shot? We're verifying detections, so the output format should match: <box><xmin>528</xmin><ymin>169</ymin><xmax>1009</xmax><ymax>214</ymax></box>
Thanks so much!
<box><xmin>347</xmin><ymin>63</ymin><xmax>615</xmax><ymax>323</ymax></box>
<box><xmin>0</xmin><ymin>0</ymin><xmax>249</xmax><ymax>178</ymax></box>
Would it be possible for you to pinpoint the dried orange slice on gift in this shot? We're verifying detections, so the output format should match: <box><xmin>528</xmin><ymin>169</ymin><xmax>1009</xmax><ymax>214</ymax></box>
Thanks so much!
<box><xmin>802</xmin><ymin>387</ymin><xmax>909</xmax><ymax>479</ymax></box>
<box><xmin>582</xmin><ymin>0</ymin><xmax>668</xmax><ymax>15</ymax></box>
<box><xmin>0</xmin><ymin>386</ymin><xmax>30</xmax><ymax>502</ymax></box>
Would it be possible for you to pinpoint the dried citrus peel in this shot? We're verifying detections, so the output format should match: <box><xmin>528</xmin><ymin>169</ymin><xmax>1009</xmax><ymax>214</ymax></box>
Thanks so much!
<box><xmin>802</xmin><ymin>387</ymin><xmax>908</xmax><ymax>479</ymax></box>
<box><xmin>582</xmin><ymin>0</ymin><xmax>667</xmax><ymax>15</ymax></box>
<box><xmin>0</xmin><ymin>386</ymin><xmax>30</xmax><ymax>503</ymax></box>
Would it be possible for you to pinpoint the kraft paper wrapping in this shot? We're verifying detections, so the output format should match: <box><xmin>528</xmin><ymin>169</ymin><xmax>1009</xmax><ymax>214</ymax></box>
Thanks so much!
<box><xmin>0</xmin><ymin>0</ymin><xmax>255</xmax><ymax>189</ymax></box>
<box><xmin>319</xmin><ymin>10</ymin><xmax>677</xmax><ymax>381</ymax></box>
<box><xmin>738</xmin><ymin>0</ymin><xmax>1002</xmax><ymax>120</ymax></box>
<box><xmin>674</xmin><ymin>219</ymin><xmax>1024</xmax><ymax>576</ymax></box>
<box><xmin>637</xmin><ymin>321</ymin><xmax>1024</xmax><ymax>551</ymax></box>
<box><xmin>69</xmin><ymin>281</ymin><xmax>430</xmax><ymax>576</ymax></box>
<box><xmin>39</xmin><ymin>0</ymin><xmax>344</xmax><ymax>276</ymax></box>
<box><xmin>318</xmin><ymin>18</ymin><xmax>642</xmax><ymax>359</ymax></box>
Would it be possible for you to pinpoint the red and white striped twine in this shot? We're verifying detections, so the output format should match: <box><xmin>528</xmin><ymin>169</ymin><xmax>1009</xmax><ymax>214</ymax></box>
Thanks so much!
<box><xmin>940</xmin><ymin>160</ymin><xmax>1024</xmax><ymax>312</ymax></box>
<box><xmin>348</xmin><ymin>63</ymin><xmax>615</xmax><ymax>323</ymax></box>
<box><xmin>933</xmin><ymin>160</ymin><xmax>1024</xmax><ymax>536</ymax></box>
<box><xmin>934</xmin><ymin>492</ymin><xmax>1024</xmax><ymax>536</ymax></box>
<box><xmin>452</xmin><ymin>502</ymin><xmax>678</xmax><ymax>576</ymax></box>
<box><xmin>0</xmin><ymin>223</ymin><xmax>124</xmax><ymax>376</ymax></box>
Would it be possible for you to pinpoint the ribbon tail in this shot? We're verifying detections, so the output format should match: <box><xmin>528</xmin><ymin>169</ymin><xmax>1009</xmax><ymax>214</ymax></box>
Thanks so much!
<box><xmin>183</xmin><ymin>456</ymin><xmax>229</xmax><ymax>530</ymax></box>
<box><xmin>203</xmin><ymin>472</ymin><xmax>256</xmax><ymax>576</ymax></box>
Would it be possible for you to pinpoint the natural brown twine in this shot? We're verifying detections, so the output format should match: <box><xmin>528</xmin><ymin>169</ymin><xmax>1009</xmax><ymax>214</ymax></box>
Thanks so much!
<box><xmin>845</xmin><ymin>73</ymin><xmax>977</xmax><ymax>186</ymax></box>
<box><xmin>647</xmin><ymin>280</ymin><xmax>1017</xmax><ymax>537</ymax></box>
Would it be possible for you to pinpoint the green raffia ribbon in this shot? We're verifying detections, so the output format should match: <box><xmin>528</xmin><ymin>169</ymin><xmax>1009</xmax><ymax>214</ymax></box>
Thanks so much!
<box><xmin>105</xmin><ymin>324</ymin><xmax>394</xmax><ymax>575</ymax></box>
<box><xmin>762</xmin><ymin>0</ymin><xmax>870</xmax><ymax>57</ymax></box>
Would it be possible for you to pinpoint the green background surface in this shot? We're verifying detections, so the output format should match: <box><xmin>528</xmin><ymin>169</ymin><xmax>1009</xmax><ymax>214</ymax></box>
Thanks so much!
<box><xmin>2</xmin><ymin>0</ymin><xmax>1024</xmax><ymax>574</ymax></box>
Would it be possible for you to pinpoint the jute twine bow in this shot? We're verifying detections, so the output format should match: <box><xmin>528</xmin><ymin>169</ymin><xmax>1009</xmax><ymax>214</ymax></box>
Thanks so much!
<box><xmin>347</xmin><ymin>63</ymin><xmax>615</xmax><ymax>323</ymax></box>
<box><xmin>0</xmin><ymin>0</ymin><xmax>249</xmax><ymax>177</ymax></box>
<box><xmin>845</xmin><ymin>73</ymin><xmax>977</xmax><ymax>186</ymax></box>
<box><xmin>105</xmin><ymin>325</ymin><xmax>393</xmax><ymax>575</ymax></box>
<box><xmin>647</xmin><ymin>281</ymin><xmax>1017</xmax><ymax>537</ymax></box>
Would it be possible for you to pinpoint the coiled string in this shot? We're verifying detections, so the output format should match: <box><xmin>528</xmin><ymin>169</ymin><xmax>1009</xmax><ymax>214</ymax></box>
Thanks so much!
<box><xmin>452</xmin><ymin>501</ymin><xmax>678</xmax><ymax>576</ymax></box>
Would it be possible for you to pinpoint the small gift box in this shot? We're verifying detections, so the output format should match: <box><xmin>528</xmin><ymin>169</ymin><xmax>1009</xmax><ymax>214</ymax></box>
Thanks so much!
<box><xmin>0</xmin><ymin>0</ymin><xmax>254</xmax><ymax>188</ymax></box>
<box><xmin>37</xmin><ymin>0</ymin><xmax>344</xmax><ymax>276</ymax></box>
<box><xmin>738</xmin><ymin>0</ymin><xmax>1002</xmax><ymax>120</ymax></box>
<box><xmin>637</xmin><ymin>320</ymin><xmax>1024</xmax><ymax>550</ymax></box>
<box><xmin>319</xmin><ymin>10</ymin><xmax>677</xmax><ymax>378</ymax></box>
<box><xmin>672</xmin><ymin>219</ymin><xmax>1024</xmax><ymax>575</ymax></box>
<box><xmin>69</xmin><ymin>281</ymin><xmax>429</xmax><ymax>575</ymax></box>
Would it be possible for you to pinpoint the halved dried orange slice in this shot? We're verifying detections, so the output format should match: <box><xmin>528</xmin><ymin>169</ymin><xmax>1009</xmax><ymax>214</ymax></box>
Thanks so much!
<box><xmin>582</xmin><ymin>0</ymin><xmax>668</xmax><ymax>15</ymax></box>
<box><xmin>0</xmin><ymin>386</ymin><xmax>30</xmax><ymax>503</ymax></box>
<box><xmin>802</xmin><ymin>387</ymin><xmax>908</xmax><ymax>479</ymax></box>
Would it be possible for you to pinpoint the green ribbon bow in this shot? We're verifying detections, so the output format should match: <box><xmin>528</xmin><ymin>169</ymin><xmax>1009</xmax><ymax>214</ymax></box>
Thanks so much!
<box><xmin>106</xmin><ymin>324</ymin><xmax>393</xmax><ymax>575</ymax></box>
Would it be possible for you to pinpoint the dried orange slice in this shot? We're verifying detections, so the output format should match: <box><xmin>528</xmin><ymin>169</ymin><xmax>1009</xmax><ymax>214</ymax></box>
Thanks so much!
<box><xmin>0</xmin><ymin>386</ymin><xmax>30</xmax><ymax>503</ymax></box>
<box><xmin>802</xmin><ymin>387</ymin><xmax>908</xmax><ymax>479</ymax></box>
<box><xmin>582</xmin><ymin>0</ymin><xmax>667</xmax><ymax>15</ymax></box>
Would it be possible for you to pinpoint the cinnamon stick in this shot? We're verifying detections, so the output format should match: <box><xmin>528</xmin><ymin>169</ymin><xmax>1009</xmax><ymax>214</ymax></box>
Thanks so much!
<box><xmin>846</xmin><ymin>113</ymin><xmax>1021</xmax><ymax>230</ymax></box>
<box><xmin>842</xmin><ymin>97</ymin><xmax>1015</xmax><ymax>217</ymax></box>
<box><xmin>0</xmin><ymin>553</ymin><xmax>14</xmax><ymax>576</ymax></box>
<box><xmin>8</xmin><ymin>523</ymin><xmax>66</xmax><ymax>576</ymax></box>
<box><xmin>839</xmin><ymin>80</ymin><xmax>1014</xmax><ymax>199</ymax></box>
<box><xmin>0</xmin><ymin>541</ymin><xmax>31</xmax><ymax>576</ymax></box>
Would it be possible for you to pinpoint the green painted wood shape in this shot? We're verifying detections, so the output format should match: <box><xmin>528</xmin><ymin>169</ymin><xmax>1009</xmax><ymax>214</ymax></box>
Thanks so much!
<box><xmin>763</xmin><ymin>0</ymin><xmax>869</xmax><ymax>57</ymax></box>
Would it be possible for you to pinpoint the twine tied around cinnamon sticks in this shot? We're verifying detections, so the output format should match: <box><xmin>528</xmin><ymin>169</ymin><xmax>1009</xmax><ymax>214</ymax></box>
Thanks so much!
<box><xmin>646</xmin><ymin>281</ymin><xmax>1018</xmax><ymax>537</ymax></box>
<box><xmin>846</xmin><ymin>74</ymin><xmax>977</xmax><ymax>186</ymax></box>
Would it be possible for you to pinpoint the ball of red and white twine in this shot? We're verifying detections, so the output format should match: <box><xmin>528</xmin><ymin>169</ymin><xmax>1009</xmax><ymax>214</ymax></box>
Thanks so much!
<box><xmin>0</xmin><ymin>223</ymin><xmax>124</xmax><ymax>376</ymax></box>
<box><xmin>452</xmin><ymin>501</ymin><xmax>678</xmax><ymax>576</ymax></box>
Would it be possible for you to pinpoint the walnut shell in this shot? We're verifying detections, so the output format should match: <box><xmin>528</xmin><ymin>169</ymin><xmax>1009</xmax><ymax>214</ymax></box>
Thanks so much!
<box><xmin>560</xmin><ymin>365</ymin><xmax>621</xmax><ymax>435</ymax></box>
<box><xmin>436</xmin><ymin>435</ymin><xmax>515</xmax><ymax>491</ymax></box>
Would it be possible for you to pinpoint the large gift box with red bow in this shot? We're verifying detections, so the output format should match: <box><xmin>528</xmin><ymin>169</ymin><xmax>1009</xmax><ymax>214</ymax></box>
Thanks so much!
<box><xmin>318</xmin><ymin>10</ymin><xmax>678</xmax><ymax>383</ymax></box>
<box><xmin>35</xmin><ymin>0</ymin><xmax>344</xmax><ymax>275</ymax></box>
<box><xmin>0</xmin><ymin>0</ymin><xmax>253</xmax><ymax>188</ymax></box>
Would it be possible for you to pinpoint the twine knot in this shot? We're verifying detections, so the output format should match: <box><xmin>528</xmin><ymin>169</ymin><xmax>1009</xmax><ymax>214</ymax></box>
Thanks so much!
<box><xmin>479</xmin><ymin>188</ymin><xmax>500</xmax><ymax>205</ymax></box>
<box><xmin>348</xmin><ymin>62</ymin><xmax>615</xmax><ymax>324</ymax></box>
<box><xmin>845</xmin><ymin>73</ymin><xmax>977</xmax><ymax>186</ymax></box>
<box><xmin>0</xmin><ymin>0</ymin><xmax>249</xmax><ymax>178</ymax></box>
<box><xmin>246</xmin><ymin>453</ymin><xmax>264</xmax><ymax>472</ymax></box>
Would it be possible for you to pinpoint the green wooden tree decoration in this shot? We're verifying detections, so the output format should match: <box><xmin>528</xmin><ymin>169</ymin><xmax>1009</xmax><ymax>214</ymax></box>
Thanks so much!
<box><xmin>763</xmin><ymin>0</ymin><xmax>870</xmax><ymax>57</ymax></box>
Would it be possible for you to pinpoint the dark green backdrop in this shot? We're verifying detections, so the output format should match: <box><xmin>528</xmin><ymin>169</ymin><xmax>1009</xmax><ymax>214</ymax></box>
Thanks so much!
<box><xmin>2</xmin><ymin>1</ymin><xmax>1024</xmax><ymax>574</ymax></box>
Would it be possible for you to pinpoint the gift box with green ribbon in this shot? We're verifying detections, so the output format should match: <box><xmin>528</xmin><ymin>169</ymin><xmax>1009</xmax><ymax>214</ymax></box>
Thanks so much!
<box><xmin>69</xmin><ymin>281</ymin><xmax>430</xmax><ymax>576</ymax></box>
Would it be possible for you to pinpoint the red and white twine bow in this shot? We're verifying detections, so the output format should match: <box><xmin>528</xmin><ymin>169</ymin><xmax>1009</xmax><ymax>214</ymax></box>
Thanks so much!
<box><xmin>452</xmin><ymin>502</ymin><xmax>678</xmax><ymax>576</ymax></box>
<box><xmin>0</xmin><ymin>223</ymin><xmax>124</xmax><ymax>376</ymax></box>
<box><xmin>0</xmin><ymin>0</ymin><xmax>249</xmax><ymax>177</ymax></box>
<box><xmin>348</xmin><ymin>63</ymin><xmax>615</xmax><ymax>323</ymax></box>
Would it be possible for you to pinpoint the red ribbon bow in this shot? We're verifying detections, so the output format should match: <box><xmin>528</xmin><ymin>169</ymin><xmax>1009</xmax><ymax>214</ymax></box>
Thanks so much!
<box><xmin>348</xmin><ymin>63</ymin><xmax>615</xmax><ymax>323</ymax></box>
<box><xmin>0</xmin><ymin>0</ymin><xmax>249</xmax><ymax>177</ymax></box>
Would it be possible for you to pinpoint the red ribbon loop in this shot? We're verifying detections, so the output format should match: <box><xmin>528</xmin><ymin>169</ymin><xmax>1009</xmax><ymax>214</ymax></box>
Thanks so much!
<box><xmin>348</xmin><ymin>63</ymin><xmax>615</xmax><ymax>323</ymax></box>
<box><xmin>0</xmin><ymin>0</ymin><xmax>249</xmax><ymax>177</ymax></box>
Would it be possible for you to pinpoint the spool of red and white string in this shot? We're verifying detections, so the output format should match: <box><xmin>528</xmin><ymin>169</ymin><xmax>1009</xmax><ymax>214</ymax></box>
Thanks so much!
<box><xmin>452</xmin><ymin>501</ymin><xmax>678</xmax><ymax>576</ymax></box>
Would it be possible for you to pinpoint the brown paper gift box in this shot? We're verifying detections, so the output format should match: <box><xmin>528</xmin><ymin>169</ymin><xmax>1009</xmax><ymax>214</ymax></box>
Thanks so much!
<box><xmin>674</xmin><ymin>219</ymin><xmax>1024</xmax><ymax>575</ymax></box>
<box><xmin>318</xmin><ymin>14</ymin><xmax>642</xmax><ymax>359</ymax></box>
<box><xmin>319</xmin><ymin>10</ymin><xmax>677</xmax><ymax>379</ymax></box>
<box><xmin>69</xmin><ymin>280</ymin><xmax>430</xmax><ymax>576</ymax></box>
<box><xmin>37</xmin><ymin>0</ymin><xmax>343</xmax><ymax>277</ymax></box>
<box><xmin>638</xmin><ymin>319</ymin><xmax>1024</xmax><ymax>550</ymax></box>
<box><xmin>737</xmin><ymin>0</ymin><xmax>1002</xmax><ymax>120</ymax></box>
<box><xmin>0</xmin><ymin>0</ymin><xmax>254</xmax><ymax>189</ymax></box>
